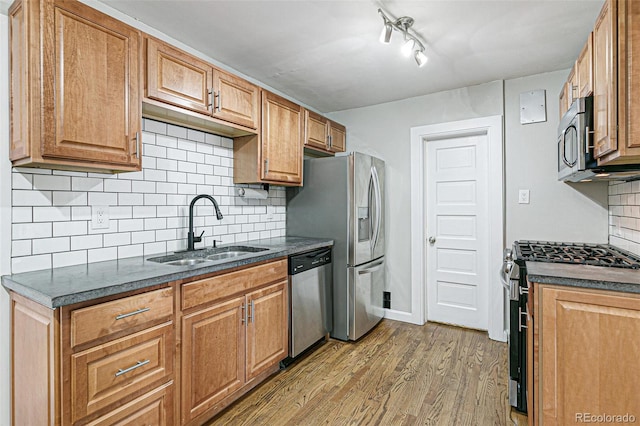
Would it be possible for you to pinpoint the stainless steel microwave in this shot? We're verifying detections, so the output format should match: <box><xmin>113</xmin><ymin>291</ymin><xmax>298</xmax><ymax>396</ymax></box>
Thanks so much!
<box><xmin>557</xmin><ymin>96</ymin><xmax>592</xmax><ymax>181</ymax></box>
<box><xmin>558</xmin><ymin>96</ymin><xmax>640</xmax><ymax>182</ymax></box>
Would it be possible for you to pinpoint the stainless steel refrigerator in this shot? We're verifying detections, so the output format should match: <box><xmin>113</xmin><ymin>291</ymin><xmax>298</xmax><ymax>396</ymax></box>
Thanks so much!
<box><xmin>287</xmin><ymin>152</ymin><xmax>385</xmax><ymax>341</ymax></box>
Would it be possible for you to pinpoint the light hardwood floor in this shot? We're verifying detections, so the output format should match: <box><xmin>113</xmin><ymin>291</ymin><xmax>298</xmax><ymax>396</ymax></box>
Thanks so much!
<box><xmin>209</xmin><ymin>319</ymin><xmax>523</xmax><ymax>425</ymax></box>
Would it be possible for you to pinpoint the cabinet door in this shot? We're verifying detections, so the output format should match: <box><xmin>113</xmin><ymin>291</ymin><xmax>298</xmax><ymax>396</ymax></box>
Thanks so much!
<box><xmin>212</xmin><ymin>68</ymin><xmax>259</xmax><ymax>129</ymax></box>
<box><xmin>146</xmin><ymin>38</ymin><xmax>213</xmax><ymax>115</ymax></box>
<box><xmin>181</xmin><ymin>297</ymin><xmax>245</xmax><ymax>423</ymax></box>
<box><xmin>577</xmin><ymin>34</ymin><xmax>594</xmax><ymax>98</ymax></box>
<box><xmin>567</xmin><ymin>66</ymin><xmax>578</xmax><ymax>107</ymax></box>
<box><xmin>539</xmin><ymin>286</ymin><xmax>640</xmax><ymax>425</ymax></box>
<box><xmin>558</xmin><ymin>85</ymin><xmax>568</xmax><ymax>120</ymax></box>
<box><xmin>593</xmin><ymin>0</ymin><xmax>617</xmax><ymax>158</ymax></box>
<box><xmin>329</xmin><ymin>121</ymin><xmax>346</xmax><ymax>153</ymax></box>
<box><xmin>43</xmin><ymin>1</ymin><xmax>141</xmax><ymax>168</ymax></box>
<box><xmin>304</xmin><ymin>109</ymin><xmax>329</xmax><ymax>150</ymax></box>
<box><xmin>246</xmin><ymin>280</ymin><xmax>288</xmax><ymax>382</ymax></box>
<box><xmin>261</xmin><ymin>91</ymin><xmax>303</xmax><ymax>184</ymax></box>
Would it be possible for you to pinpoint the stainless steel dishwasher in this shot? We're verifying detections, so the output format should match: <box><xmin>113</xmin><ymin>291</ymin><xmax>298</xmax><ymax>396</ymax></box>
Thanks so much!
<box><xmin>288</xmin><ymin>248</ymin><xmax>332</xmax><ymax>359</ymax></box>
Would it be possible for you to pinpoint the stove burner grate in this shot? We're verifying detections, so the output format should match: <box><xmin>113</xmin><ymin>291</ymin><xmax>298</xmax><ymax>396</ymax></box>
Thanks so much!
<box><xmin>515</xmin><ymin>241</ymin><xmax>640</xmax><ymax>269</ymax></box>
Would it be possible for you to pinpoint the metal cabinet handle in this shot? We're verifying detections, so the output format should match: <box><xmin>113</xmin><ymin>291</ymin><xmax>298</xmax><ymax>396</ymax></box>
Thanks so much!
<box><xmin>585</xmin><ymin>125</ymin><xmax>595</xmax><ymax>154</ymax></box>
<box><xmin>248</xmin><ymin>300</ymin><xmax>254</xmax><ymax>323</ymax></box>
<box><xmin>216</xmin><ymin>90</ymin><xmax>221</xmax><ymax>112</ymax></box>
<box><xmin>241</xmin><ymin>303</ymin><xmax>245</xmax><ymax>324</ymax></box>
<box><xmin>115</xmin><ymin>359</ymin><xmax>150</xmax><ymax>377</ymax></box>
<box><xmin>264</xmin><ymin>159</ymin><xmax>269</xmax><ymax>175</ymax></box>
<box><xmin>133</xmin><ymin>132</ymin><xmax>140</xmax><ymax>159</ymax></box>
<box><xmin>208</xmin><ymin>89</ymin><xmax>214</xmax><ymax>112</ymax></box>
<box><xmin>115</xmin><ymin>307</ymin><xmax>150</xmax><ymax>320</ymax></box>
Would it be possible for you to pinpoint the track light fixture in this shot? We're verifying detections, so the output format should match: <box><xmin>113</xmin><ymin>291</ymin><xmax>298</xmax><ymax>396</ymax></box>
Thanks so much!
<box><xmin>378</xmin><ymin>8</ymin><xmax>428</xmax><ymax>68</ymax></box>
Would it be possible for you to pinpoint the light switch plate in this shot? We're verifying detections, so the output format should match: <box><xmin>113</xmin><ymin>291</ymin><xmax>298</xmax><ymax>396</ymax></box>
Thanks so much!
<box><xmin>518</xmin><ymin>190</ymin><xmax>530</xmax><ymax>204</ymax></box>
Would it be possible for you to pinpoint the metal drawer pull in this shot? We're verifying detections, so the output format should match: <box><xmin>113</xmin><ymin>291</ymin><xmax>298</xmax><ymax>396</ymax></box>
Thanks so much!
<box><xmin>115</xmin><ymin>359</ymin><xmax>150</xmax><ymax>377</ymax></box>
<box><xmin>115</xmin><ymin>307</ymin><xmax>150</xmax><ymax>320</ymax></box>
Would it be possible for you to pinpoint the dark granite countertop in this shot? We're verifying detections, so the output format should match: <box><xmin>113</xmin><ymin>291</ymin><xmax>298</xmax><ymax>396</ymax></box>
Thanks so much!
<box><xmin>526</xmin><ymin>261</ymin><xmax>640</xmax><ymax>294</ymax></box>
<box><xmin>1</xmin><ymin>236</ymin><xmax>333</xmax><ymax>309</ymax></box>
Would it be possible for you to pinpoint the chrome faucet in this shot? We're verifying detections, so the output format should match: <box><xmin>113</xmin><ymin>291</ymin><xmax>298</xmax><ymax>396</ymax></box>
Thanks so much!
<box><xmin>187</xmin><ymin>194</ymin><xmax>223</xmax><ymax>251</ymax></box>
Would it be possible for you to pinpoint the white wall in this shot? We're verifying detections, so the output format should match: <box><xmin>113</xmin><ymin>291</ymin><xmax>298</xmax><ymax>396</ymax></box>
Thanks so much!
<box><xmin>328</xmin><ymin>82</ymin><xmax>504</xmax><ymax>313</ymax></box>
<box><xmin>504</xmin><ymin>70</ymin><xmax>609</xmax><ymax>244</ymax></box>
<box><xmin>1</xmin><ymin>12</ymin><xmax>12</xmax><ymax>426</ymax></box>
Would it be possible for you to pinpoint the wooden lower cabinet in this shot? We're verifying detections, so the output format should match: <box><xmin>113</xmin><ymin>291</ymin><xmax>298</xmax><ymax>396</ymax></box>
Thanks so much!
<box><xmin>181</xmin><ymin>297</ymin><xmax>245</xmax><ymax>423</ymax></box>
<box><xmin>10</xmin><ymin>259</ymin><xmax>289</xmax><ymax>426</ymax></box>
<box><xmin>180</xmin><ymin>263</ymin><xmax>288</xmax><ymax>425</ymax></box>
<box><xmin>529</xmin><ymin>283</ymin><xmax>640</xmax><ymax>425</ymax></box>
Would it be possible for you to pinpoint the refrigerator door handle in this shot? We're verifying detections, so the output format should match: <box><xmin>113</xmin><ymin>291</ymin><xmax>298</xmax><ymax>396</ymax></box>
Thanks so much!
<box><xmin>358</xmin><ymin>259</ymin><xmax>384</xmax><ymax>274</ymax></box>
<box><xmin>371</xmin><ymin>166</ymin><xmax>382</xmax><ymax>253</ymax></box>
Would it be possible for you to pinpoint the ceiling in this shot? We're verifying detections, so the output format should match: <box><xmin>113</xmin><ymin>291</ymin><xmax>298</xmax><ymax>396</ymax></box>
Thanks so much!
<box><xmin>101</xmin><ymin>0</ymin><xmax>605</xmax><ymax>113</ymax></box>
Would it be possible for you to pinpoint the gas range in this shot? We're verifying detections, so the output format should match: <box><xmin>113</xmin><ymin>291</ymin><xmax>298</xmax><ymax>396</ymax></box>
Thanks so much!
<box><xmin>513</xmin><ymin>241</ymin><xmax>640</xmax><ymax>269</ymax></box>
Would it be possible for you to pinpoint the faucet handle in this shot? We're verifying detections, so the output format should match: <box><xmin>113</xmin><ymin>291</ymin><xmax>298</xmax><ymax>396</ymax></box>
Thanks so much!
<box><xmin>194</xmin><ymin>230</ymin><xmax>205</xmax><ymax>243</ymax></box>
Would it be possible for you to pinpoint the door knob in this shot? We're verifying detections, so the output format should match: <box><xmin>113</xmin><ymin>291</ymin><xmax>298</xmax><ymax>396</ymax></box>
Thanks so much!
<box><xmin>428</xmin><ymin>236</ymin><xmax>436</xmax><ymax>245</ymax></box>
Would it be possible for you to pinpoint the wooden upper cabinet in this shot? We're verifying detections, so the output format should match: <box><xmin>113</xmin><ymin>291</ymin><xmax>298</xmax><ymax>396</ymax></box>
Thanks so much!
<box><xmin>594</xmin><ymin>0</ymin><xmax>640</xmax><ymax>165</ymax></box>
<box><xmin>212</xmin><ymin>68</ymin><xmax>260</xmax><ymax>129</ymax></box>
<box><xmin>567</xmin><ymin>65</ymin><xmax>578</xmax><ymax>108</ymax></box>
<box><xmin>304</xmin><ymin>110</ymin><xmax>330</xmax><ymax>150</ymax></box>
<box><xmin>146</xmin><ymin>37</ymin><xmax>213</xmax><ymax>115</ymax></box>
<box><xmin>593</xmin><ymin>0</ymin><xmax>617</xmax><ymax>159</ymax></box>
<box><xmin>329</xmin><ymin>121</ymin><xmax>346</xmax><ymax>153</ymax></box>
<box><xmin>144</xmin><ymin>37</ymin><xmax>259</xmax><ymax>132</ymax></box>
<box><xmin>558</xmin><ymin>84</ymin><xmax>568</xmax><ymax>120</ymax></box>
<box><xmin>9</xmin><ymin>0</ymin><xmax>142</xmax><ymax>172</ymax></box>
<box><xmin>577</xmin><ymin>33</ymin><xmax>594</xmax><ymax>97</ymax></box>
<box><xmin>261</xmin><ymin>91</ymin><xmax>303</xmax><ymax>184</ymax></box>
<box><xmin>304</xmin><ymin>109</ymin><xmax>346</xmax><ymax>154</ymax></box>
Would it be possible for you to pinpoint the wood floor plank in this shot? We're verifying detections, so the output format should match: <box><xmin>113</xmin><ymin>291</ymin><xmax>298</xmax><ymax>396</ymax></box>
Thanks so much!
<box><xmin>208</xmin><ymin>320</ymin><xmax>510</xmax><ymax>425</ymax></box>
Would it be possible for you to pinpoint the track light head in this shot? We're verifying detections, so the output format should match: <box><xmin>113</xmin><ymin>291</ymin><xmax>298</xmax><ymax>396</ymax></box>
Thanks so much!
<box><xmin>377</xmin><ymin>8</ymin><xmax>428</xmax><ymax>68</ymax></box>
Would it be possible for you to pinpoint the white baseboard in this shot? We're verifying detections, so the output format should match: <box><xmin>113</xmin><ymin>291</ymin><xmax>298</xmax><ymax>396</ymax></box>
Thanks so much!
<box><xmin>384</xmin><ymin>308</ymin><xmax>424</xmax><ymax>325</ymax></box>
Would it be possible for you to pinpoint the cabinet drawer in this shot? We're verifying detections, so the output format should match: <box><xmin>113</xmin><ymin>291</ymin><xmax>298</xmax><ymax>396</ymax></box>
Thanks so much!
<box><xmin>182</xmin><ymin>259</ymin><xmax>287</xmax><ymax>310</ymax></box>
<box><xmin>71</xmin><ymin>323</ymin><xmax>174</xmax><ymax>423</ymax></box>
<box><xmin>86</xmin><ymin>381</ymin><xmax>174</xmax><ymax>426</ymax></box>
<box><xmin>71</xmin><ymin>287</ymin><xmax>174</xmax><ymax>347</ymax></box>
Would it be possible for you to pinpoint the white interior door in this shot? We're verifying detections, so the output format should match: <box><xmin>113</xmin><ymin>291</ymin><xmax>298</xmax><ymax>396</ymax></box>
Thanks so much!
<box><xmin>426</xmin><ymin>133</ymin><xmax>489</xmax><ymax>330</ymax></box>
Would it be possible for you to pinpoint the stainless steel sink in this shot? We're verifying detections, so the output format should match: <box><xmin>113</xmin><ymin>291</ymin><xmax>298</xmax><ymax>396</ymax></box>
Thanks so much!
<box><xmin>166</xmin><ymin>258</ymin><xmax>209</xmax><ymax>266</ymax></box>
<box><xmin>147</xmin><ymin>245</ymin><xmax>269</xmax><ymax>265</ymax></box>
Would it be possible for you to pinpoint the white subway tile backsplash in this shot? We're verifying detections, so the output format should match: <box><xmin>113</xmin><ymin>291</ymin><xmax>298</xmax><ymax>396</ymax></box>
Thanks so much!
<box><xmin>53</xmin><ymin>221</ymin><xmax>88</xmax><ymax>237</ymax></box>
<box><xmin>10</xmin><ymin>119</ymin><xmax>287</xmax><ymax>273</ymax></box>
<box><xmin>53</xmin><ymin>191</ymin><xmax>89</xmax><ymax>206</ymax></box>
<box><xmin>12</xmin><ymin>254</ymin><xmax>52</xmax><ymax>274</ymax></box>
<box><xmin>88</xmin><ymin>247</ymin><xmax>118</xmax><ymax>263</ymax></box>
<box><xmin>53</xmin><ymin>250</ymin><xmax>87</xmax><ymax>268</ymax></box>
<box><xmin>12</xmin><ymin>207</ymin><xmax>32</xmax><ymax>223</ymax></box>
<box><xmin>167</xmin><ymin>124</ymin><xmax>187</xmax><ymax>139</ymax></box>
<box><xmin>33</xmin><ymin>174</ymin><xmax>71</xmax><ymax>191</ymax></box>
<box><xmin>72</xmin><ymin>177</ymin><xmax>103</xmax><ymax>192</ymax></box>
<box><xmin>88</xmin><ymin>192</ymin><xmax>118</xmax><ymax>206</ymax></box>
<box><xmin>118</xmin><ymin>244</ymin><xmax>143</xmax><ymax>259</ymax></box>
<box><xmin>13</xmin><ymin>222</ymin><xmax>51</xmax><ymax>240</ymax></box>
<box><xmin>12</xmin><ymin>173</ymin><xmax>33</xmax><ymax>190</ymax></box>
<box><xmin>33</xmin><ymin>237</ymin><xmax>70</xmax><ymax>254</ymax></box>
<box><xmin>13</xmin><ymin>189</ymin><xmax>52</xmax><ymax>206</ymax></box>
<box><xmin>33</xmin><ymin>206</ymin><xmax>71</xmax><ymax>222</ymax></box>
<box><xmin>71</xmin><ymin>234</ymin><xmax>103</xmax><ymax>251</ymax></box>
<box><xmin>12</xmin><ymin>240</ymin><xmax>31</xmax><ymax>257</ymax></box>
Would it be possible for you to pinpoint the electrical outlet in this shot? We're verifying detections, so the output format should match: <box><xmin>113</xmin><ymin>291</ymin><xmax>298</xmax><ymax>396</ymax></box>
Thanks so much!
<box><xmin>518</xmin><ymin>189</ymin><xmax>530</xmax><ymax>204</ymax></box>
<box><xmin>91</xmin><ymin>206</ymin><xmax>110</xmax><ymax>229</ymax></box>
<box><xmin>266</xmin><ymin>205</ymin><xmax>274</xmax><ymax>221</ymax></box>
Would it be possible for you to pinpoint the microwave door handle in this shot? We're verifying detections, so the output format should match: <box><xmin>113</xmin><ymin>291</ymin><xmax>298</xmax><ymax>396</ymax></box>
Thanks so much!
<box><xmin>585</xmin><ymin>125</ymin><xmax>595</xmax><ymax>154</ymax></box>
<box><xmin>562</xmin><ymin>126</ymin><xmax>575</xmax><ymax>167</ymax></box>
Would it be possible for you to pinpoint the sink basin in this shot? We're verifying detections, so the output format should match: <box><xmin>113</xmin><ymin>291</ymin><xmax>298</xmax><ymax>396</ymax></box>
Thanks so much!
<box><xmin>146</xmin><ymin>245</ymin><xmax>269</xmax><ymax>265</ymax></box>
<box><xmin>166</xmin><ymin>258</ymin><xmax>209</xmax><ymax>266</ymax></box>
<box><xmin>206</xmin><ymin>251</ymin><xmax>246</xmax><ymax>261</ymax></box>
